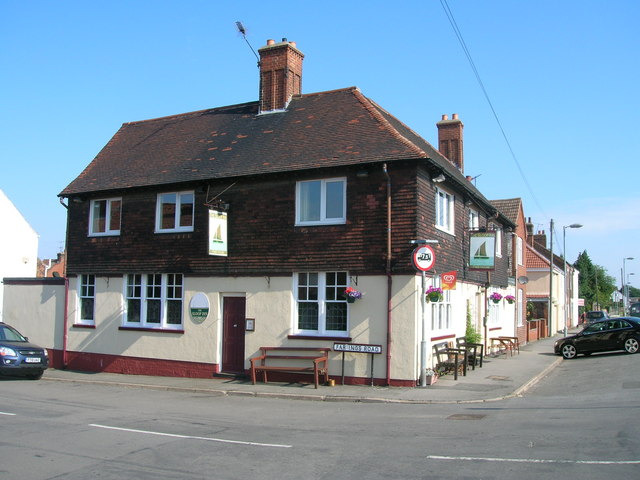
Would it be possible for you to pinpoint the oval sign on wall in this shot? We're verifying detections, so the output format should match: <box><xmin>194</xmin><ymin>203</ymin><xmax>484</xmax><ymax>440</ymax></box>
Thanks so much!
<box><xmin>189</xmin><ymin>292</ymin><xmax>210</xmax><ymax>324</ymax></box>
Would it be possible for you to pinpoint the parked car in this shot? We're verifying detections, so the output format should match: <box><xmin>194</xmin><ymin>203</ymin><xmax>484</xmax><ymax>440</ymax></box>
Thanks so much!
<box><xmin>554</xmin><ymin>317</ymin><xmax>640</xmax><ymax>359</ymax></box>
<box><xmin>584</xmin><ymin>310</ymin><xmax>609</xmax><ymax>323</ymax></box>
<box><xmin>0</xmin><ymin>322</ymin><xmax>49</xmax><ymax>379</ymax></box>
<box><xmin>629</xmin><ymin>302</ymin><xmax>640</xmax><ymax>317</ymax></box>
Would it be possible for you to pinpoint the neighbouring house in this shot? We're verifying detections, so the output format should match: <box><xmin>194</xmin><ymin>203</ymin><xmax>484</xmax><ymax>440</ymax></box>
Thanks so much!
<box><xmin>0</xmin><ymin>189</ymin><xmax>38</xmax><ymax>321</ymax></box>
<box><xmin>524</xmin><ymin>220</ymin><xmax>579</xmax><ymax>338</ymax></box>
<box><xmin>10</xmin><ymin>39</ymin><xmax>518</xmax><ymax>386</ymax></box>
<box><xmin>490</xmin><ymin>198</ymin><xmax>528</xmax><ymax>345</ymax></box>
<box><xmin>38</xmin><ymin>251</ymin><xmax>66</xmax><ymax>278</ymax></box>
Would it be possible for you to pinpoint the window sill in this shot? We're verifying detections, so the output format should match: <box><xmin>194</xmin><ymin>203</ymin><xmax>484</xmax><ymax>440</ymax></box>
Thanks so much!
<box><xmin>72</xmin><ymin>324</ymin><xmax>95</xmax><ymax>329</ymax></box>
<box><xmin>119</xmin><ymin>326</ymin><xmax>184</xmax><ymax>334</ymax></box>
<box><xmin>288</xmin><ymin>335</ymin><xmax>352</xmax><ymax>341</ymax></box>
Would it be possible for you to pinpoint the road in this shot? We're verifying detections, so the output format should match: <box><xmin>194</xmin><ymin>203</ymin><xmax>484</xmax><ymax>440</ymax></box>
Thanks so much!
<box><xmin>1</xmin><ymin>351</ymin><xmax>638</xmax><ymax>479</ymax></box>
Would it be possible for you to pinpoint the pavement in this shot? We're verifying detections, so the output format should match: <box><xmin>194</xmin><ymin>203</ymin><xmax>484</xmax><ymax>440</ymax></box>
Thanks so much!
<box><xmin>42</xmin><ymin>331</ymin><xmax>568</xmax><ymax>404</ymax></box>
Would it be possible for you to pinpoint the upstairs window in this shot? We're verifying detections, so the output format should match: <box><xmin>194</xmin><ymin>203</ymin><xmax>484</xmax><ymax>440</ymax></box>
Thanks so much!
<box><xmin>296</xmin><ymin>178</ymin><xmax>346</xmax><ymax>225</ymax></box>
<box><xmin>156</xmin><ymin>192</ymin><xmax>194</xmax><ymax>233</ymax></box>
<box><xmin>89</xmin><ymin>198</ymin><xmax>121</xmax><ymax>236</ymax></box>
<box><xmin>516</xmin><ymin>236</ymin><xmax>524</xmax><ymax>266</ymax></box>
<box><xmin>468</xmin><ymin>209</ymin><xmax>479</xmax><ymax>229</ymax></box>
<box><xmin>435</xmin><ymin>187</ymin><xmax>455</xmax><ymax>234</ymax></box>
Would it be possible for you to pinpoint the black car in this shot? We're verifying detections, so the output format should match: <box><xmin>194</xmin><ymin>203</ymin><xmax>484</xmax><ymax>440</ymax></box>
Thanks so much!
<box><xmin>554</xmin><ymin>317</ymin><xmax>640</xmax><ymax>359</ymax></box>
<box><xmin>0</xmin><ymin>322</ymin><xmax>49</xmax><ymax>379</ymax></box>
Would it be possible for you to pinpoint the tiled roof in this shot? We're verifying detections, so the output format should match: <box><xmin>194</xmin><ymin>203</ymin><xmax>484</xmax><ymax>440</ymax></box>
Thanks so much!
<box><xmin>490</xmin><ymin>198</ymin><xmax>521</xmax><ymax>224</ymax></box>
<box><xmin>526</xmin><ymin>244</ymin><xmax>550</xmax><ymax>269</ymax></box>
<box><xmin>59</xmin><ymin>86</ymin><xmax>502</xmax><ymax>220</ymax></box>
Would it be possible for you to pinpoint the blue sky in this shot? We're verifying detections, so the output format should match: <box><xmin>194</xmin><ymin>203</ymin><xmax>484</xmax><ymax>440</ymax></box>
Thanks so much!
<box><xmin>2</xmin><ymin>0</ymin><xmax>639</xmax><ymax>287</ymax></box>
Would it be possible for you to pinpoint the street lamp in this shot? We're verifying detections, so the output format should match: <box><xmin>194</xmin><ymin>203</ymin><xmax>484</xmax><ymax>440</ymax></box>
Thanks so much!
<box><xmin>623</xmin><ymin>257</ymin><xmax>634</xmax><ymax>315</ymax></box>
<box><xmin>563</xmin><ymin>223</ymin><xmax>583</xmax><ymax>337</ymax></box>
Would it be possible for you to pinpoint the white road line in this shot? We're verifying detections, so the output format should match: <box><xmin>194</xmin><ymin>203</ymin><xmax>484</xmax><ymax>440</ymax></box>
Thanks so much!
<box><xmin>0</xmin><ymin>412</ymin><xmax>17</xmax><ymax>416</ymax></box>
<box><xmin>89</xmin><ymin>424</ymin><xmax>292</xmax><ymax>449</ymax></box>
<box><xmin>427</xmin><ymin>455</ymin><xmax>640</xmax><ymax>465</ymax></box>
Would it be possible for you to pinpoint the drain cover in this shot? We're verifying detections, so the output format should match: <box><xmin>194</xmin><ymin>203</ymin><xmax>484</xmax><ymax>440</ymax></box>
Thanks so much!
<box><xmin>487</xmin><ymin>375</ymin><xmax>511</xmax><ymax>381</ymax></box>
<box><xmin>447</xmin><ymin>414</ymin><xmax>487</xmax><ymax>420</ymax></box>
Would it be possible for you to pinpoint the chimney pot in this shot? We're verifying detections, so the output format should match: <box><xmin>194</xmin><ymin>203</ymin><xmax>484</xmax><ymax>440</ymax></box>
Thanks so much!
<box><xmin>452</xmin><ymin>113</ymin><xmax>459</xmax><ymax>120</ymax></box>
<box><xmin>282</xmin><ymin>37</ymin><xmax>287</xmax><ymax>42</ymax></box>
<box><xmin>441</xmin><ymin>114</ymin><xmax>448</xmax><ymax>121</ymax></box>
<box><xmin>258</xmin><ymin>38</ymin><xmax>304</xmax><ymax>113</ymax></box>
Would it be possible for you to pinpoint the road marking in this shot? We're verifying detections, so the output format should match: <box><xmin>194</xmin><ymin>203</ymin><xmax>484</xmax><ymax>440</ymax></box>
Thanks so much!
<box><xmin>0</xmin><ymin>412</ymin><xmax>17</xmax><ymax>416</ymax></box>
<box><xmin>89</xmin><ymin>424</ymin><xmax>292</xmax><ymax>449</ymax></box>
<box><xmin>427</xmin><ymin>455</ymin><xmax>640</xmax><ymax>465</ymax></box>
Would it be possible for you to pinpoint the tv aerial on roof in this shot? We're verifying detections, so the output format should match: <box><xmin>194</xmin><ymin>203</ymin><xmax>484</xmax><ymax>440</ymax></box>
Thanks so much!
<box><xmin>235</xmin><ymin>21</ymin><xmax>260</xmax><ymax>68</ymax></box>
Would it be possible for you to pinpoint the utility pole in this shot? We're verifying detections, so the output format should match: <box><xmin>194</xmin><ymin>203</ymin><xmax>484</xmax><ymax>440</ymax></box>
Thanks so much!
<box><xmin>548</xmin><ymin>219</ymin><xmax>553</xmax><ymax>337</ymax></box>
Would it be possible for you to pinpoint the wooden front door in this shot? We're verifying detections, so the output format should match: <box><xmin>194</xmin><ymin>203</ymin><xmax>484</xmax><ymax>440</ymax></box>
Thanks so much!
<box><xmin>222</xmin><ymin>296</ymin><xmax>246</xmax><ymax>374</ymax></box>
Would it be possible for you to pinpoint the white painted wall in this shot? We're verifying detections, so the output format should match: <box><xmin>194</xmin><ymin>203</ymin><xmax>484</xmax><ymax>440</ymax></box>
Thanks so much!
<box><xmin>0</xmin><ymin>190</ymin><xmax>38</xmax><ymax>320</ymax></box>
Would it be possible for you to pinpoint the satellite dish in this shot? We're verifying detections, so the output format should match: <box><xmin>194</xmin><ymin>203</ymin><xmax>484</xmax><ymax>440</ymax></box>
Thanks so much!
<box><xmin>518</xmin><ymin>276</ymin><xmax>529</xmax><ymax>285</ymax></box>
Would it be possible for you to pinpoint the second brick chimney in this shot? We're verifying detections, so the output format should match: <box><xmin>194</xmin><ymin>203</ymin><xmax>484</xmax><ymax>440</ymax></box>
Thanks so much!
<box><xmin>436</xmin><ymin>113</ymin><xmax>464</xmax><ymax>172</ymax></box>
<box><xmin>258</xmin><ymin>38</ymin><xmax>304</xmax><ymax>113</ymax></box>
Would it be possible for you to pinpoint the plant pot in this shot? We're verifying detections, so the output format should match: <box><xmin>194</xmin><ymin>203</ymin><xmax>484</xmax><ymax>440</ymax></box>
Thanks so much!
<box><xmin>492</xmin><ymin>299</ymin><xmax>501</xmax><ymax>304</ymax></box>
<box><xmin>346</xmin><ymin>296</ymin><xmax>356</xmax><ymax>303</ymax></box>
<box><xmin>428</xmin><ymin>294</ymin><xmax>442</xmax><ymax>302</ymax></box>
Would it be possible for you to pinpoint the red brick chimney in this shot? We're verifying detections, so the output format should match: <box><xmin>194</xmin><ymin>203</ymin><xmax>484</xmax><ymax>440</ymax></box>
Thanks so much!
<box><xmin>436</xmin><ymin>113</ymin><xmax>464</xmax><ymax>172</ymax></box>
<box><xmin>258</xmin><ymin>38</ymin><xmax>304</xmax><ymax>113</ymax></box>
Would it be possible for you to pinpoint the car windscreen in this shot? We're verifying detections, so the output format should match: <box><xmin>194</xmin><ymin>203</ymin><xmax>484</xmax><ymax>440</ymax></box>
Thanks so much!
<box><xmin>0</xmin><ymin>325</ymin><xmax>27</xmax><ymax>342</ymax></box>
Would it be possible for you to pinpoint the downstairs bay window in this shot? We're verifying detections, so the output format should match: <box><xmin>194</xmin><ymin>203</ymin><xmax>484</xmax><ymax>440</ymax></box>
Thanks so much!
<box><xmin>124</xmin><ymin>274</ymin><xmax>183</xmax><ymax>329</ymax></box>
<box><xmin>294</xmin><ymin>272</ymin><xmax>349</xmax><ymax>337</ymax></box>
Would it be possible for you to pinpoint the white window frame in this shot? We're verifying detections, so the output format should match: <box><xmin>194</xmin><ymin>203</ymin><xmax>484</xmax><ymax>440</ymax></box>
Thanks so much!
<box><xmin>494</xmin><ymin>226</ymin><xmax>503</xmax><ymax>257</ymax></box>
<box><xmin>468</xmin><ymin>209</ymin><xmax>479</xmax><ymax>230</ymax></box>
<box><xmin>430</xmin><ymin>281</ymin><xmax>452</xmax><ymax>331</ymax></box>
<box><xmin>517</xmin><ymin>288</ymin><xmax>524</xmax><ymax>327</ymax></box>
<box><xmin>123</xmin><ymin>273</ymin><xmax>183</xmax><ymax>329</ymax></box>
<box><xmin>488</xmin><ymin>300</ymin><xmax>500</xmax><ymax>325</ymax></box>
<box><xmin>89</xmin><ymin>198</ymin><xmax>121</xmax><ymax>236</ymax></box>
<box><xmin>295</xmin><ymin>178</ymin><xmax>346</xmax><ymax>226</ymax></box>
<box><xmin>293</xmin><ymin>271</ymin><xmax>349</xmax><ymax>337</ymax></box>
<box><xmin>155</xmin><ymin>191</ymin><xmax>194</xmax><ymax>233</ymax></box>
<box><xmin>77</xmin><ymin>274</ymin><xmax>96</xmax><ymax>325</ymax></box>
<box><xmin>435</xmin><ymin>187</ymin><xmax>455</xmax><ymax>235</ymax></box>
<box><xmin>516</xmin><ymin>235</ymin><xmax>524</xmax><ymax>266</ymax></box>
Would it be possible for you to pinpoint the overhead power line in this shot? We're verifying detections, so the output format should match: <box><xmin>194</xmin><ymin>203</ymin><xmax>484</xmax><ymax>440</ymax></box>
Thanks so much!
<box><xmin>439</xmin><ymin>0</ymin><xmax>547</xmax><ymax>218</ymax></box>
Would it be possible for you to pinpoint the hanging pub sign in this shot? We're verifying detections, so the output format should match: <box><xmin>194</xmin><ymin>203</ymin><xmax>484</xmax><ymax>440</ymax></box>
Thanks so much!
<box><xmin>441</xmin><ymin>271</ymin><xmax>457</xmax><ymax>290</ymax></box>
<box><xmin>469</xmin><ymin>231</ymin><xmax>496</xmax><ymax>270</ymax></box>
<box><xmin>208</xmin><ymin>210</ymin><xmax>228</xmax><ymax>256</ymax></box>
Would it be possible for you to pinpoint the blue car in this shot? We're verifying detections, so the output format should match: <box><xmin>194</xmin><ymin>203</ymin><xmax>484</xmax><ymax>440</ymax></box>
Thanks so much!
<box><xmin>0</xmin><ymin>322</ymin><xmax>49</xmax><ymax>379</ymax></box>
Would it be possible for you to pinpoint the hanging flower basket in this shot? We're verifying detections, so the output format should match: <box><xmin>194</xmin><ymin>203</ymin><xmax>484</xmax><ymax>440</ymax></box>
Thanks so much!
<box><xmin>505</xmin><ymin>295</ymin><xmax>516</xmax><ymax>304</ymax></box>
<box><xmin>343</xmin><ymin>287</ymin><xmax>362</xmax><ymax>303</ymax></box>
<box><xmin>426</xmin><ymin>286</ymin><xmax>443</xmax><ymax>302</ymax></box>
<box><xmin>489</xmin><ymin>292</ymin><xmax>503</xmax><ymax>304</ymax></box>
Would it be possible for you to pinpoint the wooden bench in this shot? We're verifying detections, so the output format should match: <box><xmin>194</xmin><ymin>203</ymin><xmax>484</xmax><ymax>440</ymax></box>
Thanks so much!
<box><xmin>456</xmin><ymin>337</ymin><xmax>484</xmax><ymax>369</ymax></box>
<box><xmin>432</xmin><ymin>342</ymin><xmax>467</xmax><ymax>380</ymax></box>
<box><xmin>250</xmin><ymin>347</ymin><xmax>330</xmax><ymax>389</ymax></box>
<box><xmin>490</xmin><ymin>337</ymin><xmax>518</xmax><ymax>356</ymax></box>
<box><xmin>498</xmin><ymin>336</ymin><xmax>520</xmax><ymax>354</ymax></box>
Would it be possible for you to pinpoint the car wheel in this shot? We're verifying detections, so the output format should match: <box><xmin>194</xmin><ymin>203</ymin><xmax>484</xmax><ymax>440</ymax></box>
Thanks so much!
<box><xmin>561</xmin><ymin>343</ymin><xmax>577</xmax><ymax>359</ymax></box>
<box><xmin>624</xmin><ymin>337</ymin><xmax>639</xmax><ymax>354</ymax></box>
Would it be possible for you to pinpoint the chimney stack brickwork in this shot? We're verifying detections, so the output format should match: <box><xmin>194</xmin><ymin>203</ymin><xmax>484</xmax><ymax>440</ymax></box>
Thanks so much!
<box><xmin>436</xmin><ymin>113</ymin><xmax>464</xmax><ymax>172</ymax></box>
<box><xmin>258</xmin><ymin>39</ymin><xmax>304</xmax><ymax>113</ymax></box>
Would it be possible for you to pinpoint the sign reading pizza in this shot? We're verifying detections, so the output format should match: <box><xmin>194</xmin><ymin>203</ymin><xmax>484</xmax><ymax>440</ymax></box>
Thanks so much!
<box><xmin>412</xmin><ymin>245</ymin><xmax>436</xmax><ymax>272</ymax></box>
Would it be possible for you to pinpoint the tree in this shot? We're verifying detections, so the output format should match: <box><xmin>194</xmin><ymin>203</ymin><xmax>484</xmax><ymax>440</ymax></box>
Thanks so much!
<box><xmin>574</xmin><ymin>251</ymin><xmax>617</xmax><ymax>311</ymax></box>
